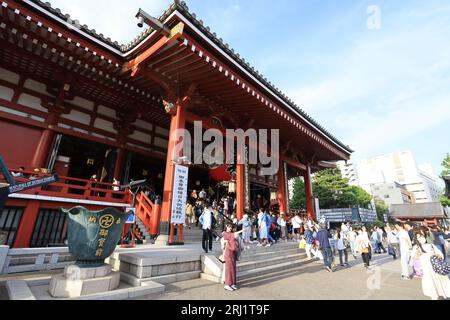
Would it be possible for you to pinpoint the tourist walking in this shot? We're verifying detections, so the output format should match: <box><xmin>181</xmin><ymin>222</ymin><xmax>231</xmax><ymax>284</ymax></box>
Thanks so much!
<box><xmin>222</xmin><ymin>223</ymin><xmax>246</xmax><ymax>291</ymax></box>
<box><xmin>304</xmin><ymin>224</ymin><xmax>317</xmax><ymax>260</ymax></box>
<box><xmin>377</xmin><ymin>226</ymin><xmax>387</xmax><ymax>253</ymax></box>
<box><xmin>386</xmin><ymin>224</ymin><xmax>400</xmax><ymax>259</ymax></box>
<box><xmin>315</xmin><ymin>223</ymin><xmax>333</xmax><ymax>272</ymax></box>
<box><xmin>291</xmin><ymin>213</ymin><xmax>302</xmax><ymax>242</ymax></box>
<box><xmin>337</xmin><ymin>229</ymin><xmax>349</xmax><ymax>267</ymax></box>
<box><xmin>257</xmin><ymin>209</ymin><xmax>268</xmax><ymax>246</ymax></box>
<box><xmin>278</xmin><ymin>213</ymin><xmax>288</xmax><ymax>242</ymax></box>
<box><xmin>239</xmin><ymin>214</ymin><xmax>252</xmax><ymax>249</ymax></box>
<box><xmin>348</xmin><ymin>226</ymin><xmax>358</xmax><ymax>259</ymax></box>
<box><xmin>329</xmin><ymin>229</ymin><xmax>338</xmax><ymax>268</ymax></box>
<box><xmin>199</xmin><ymin>202</ymin><xmax>214</xmax><ymax>253</ymax></box>
<box><xmin>395</xmin><ymin>221</ymin><xmax>413</xmax><ymax>280</ymax></box>
<box><xmin>371</xmin><ymin>228</ymin><xmax>380</xmax><ymax>254</ymax></box>
<box><xmin>356</xmin><ymin>227</ymin><xmax>371</xmax><ymax>269</ymax></box>
<box><xmin>413</xmin><ymin>230</ymin><xmax>450</xmax><ymax>300</ymax></box>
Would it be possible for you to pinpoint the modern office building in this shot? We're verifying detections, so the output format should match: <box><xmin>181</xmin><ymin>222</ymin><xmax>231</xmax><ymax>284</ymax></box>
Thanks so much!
<box><xmin>357</xmin><ymin>151</ymin><xmax>442</xmax><ymax>204</ymax></box>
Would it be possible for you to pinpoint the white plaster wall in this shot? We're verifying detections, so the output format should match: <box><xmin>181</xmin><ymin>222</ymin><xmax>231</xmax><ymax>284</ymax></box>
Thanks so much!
<box><xmin>71</xmin><ymin>96</ymin><xmax>94</xmax><ymax>111</ymax></box>
<box><xmin>128</xmin><ymin>130</ymin><xmax>151</xmax><ymax>144</ymax></box>
<box><xmin>133</xmin><ymin>119</ymin><xmax>153</xmax><ymax>131</ymax></box>
<box><xmin>0</xmin><ymin>68</ymin><xmax>20</xmax><ymax>84</ymax></box>
<box><xmin>154</xmin><ymin>137</ymin><xmax>168</xmax><ymax>149</ymax></box>
<box><xmin>17</xmin><ymin>93</ymin><xmax>47</xmax><ymax>112</ymax></box>
<box><xmin>60</xmin><ymin>109</ymin><xmax>91</xmax><ymax>125</ymax></box>
<box><xmin>0</xmin><ymin>106</ymin><xmax>27</xmax><ymax>117</ymax></box>
<box><xmin>93</xmin><ymin>117</ymin><xmax>117</xmax><ymax>134</ymax></box>
<box><xmin>155</xmin><ymin>126</ymin><xmax>169</xmax><ymax>137</ymax></box>
<box><xmin>97</xmin><ymin>105</ymin><xmax>118</xmax><ymax>120</ymax></box>
<box><xmin>0</xmin><ymin>85</ymin><xmax>14</xmax><ymax>101</ymax></box>
<box><xmin>23</xmin><ymin>79</ymin><xmax>48</xmax><ymax>95</ymax></box>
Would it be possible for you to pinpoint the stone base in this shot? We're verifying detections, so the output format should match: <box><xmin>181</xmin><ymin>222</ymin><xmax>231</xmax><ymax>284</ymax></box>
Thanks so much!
<box><xmin>64</xmin><ymin>264</ymin><xmax>112</xmax><ymax>279</ymax></box>
<box><xmin>49</xmin><ymin>265</ymin><xmax>120</xmax><ymax>298</ymax></box>
<box><xmin>154</xmin><ymin>234</ymin><xmax>170</xmax><ymax>246</ymax></box>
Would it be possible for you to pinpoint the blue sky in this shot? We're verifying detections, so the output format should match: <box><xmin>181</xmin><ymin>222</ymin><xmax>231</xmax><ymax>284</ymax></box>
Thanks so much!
<box><xmin>48</xmin><ymin>0</ymin><xmax>450</xmax><ymax>175</ymax></box>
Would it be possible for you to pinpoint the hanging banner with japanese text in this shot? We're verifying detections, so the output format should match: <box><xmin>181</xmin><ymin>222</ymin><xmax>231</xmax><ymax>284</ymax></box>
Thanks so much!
<box><xmin>171</xmin><ymin>165</ymin><xmax>189</xmax><ymax>224</ymax></box>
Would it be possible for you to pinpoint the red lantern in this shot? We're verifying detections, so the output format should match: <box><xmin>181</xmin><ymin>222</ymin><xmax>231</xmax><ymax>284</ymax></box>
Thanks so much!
<box><xmin>209</xmin><ymin>165</ymin><xmax>232</xmax><ymax>182</ymax></box>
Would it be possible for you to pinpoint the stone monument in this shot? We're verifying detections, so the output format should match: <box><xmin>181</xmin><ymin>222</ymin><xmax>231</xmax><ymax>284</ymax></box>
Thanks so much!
<box><xmin>49</xmin><ymin>206</ymin><xmax>130</xmax><ymax>298</ymax></box>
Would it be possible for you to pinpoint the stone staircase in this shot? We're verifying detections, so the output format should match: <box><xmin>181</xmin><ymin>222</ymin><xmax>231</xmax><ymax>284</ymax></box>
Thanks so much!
<box><xmin>135</xmin><ymin>216</ymin><xmax>151</xmax><ymax>244</ymax></box>
<box><xmin>182</xmin><ymin>225</ymin><xmax>222</xmax><ymax>243</ymax></box>
<box><xmin>201</xmin><ymin>241</ymin><xmax>314</xmax><ymax>283</ymax></box>
<box><xmin>237</xmin><ymin>242</ymin><xmax>310</xmax><ymax>281</ymax></box>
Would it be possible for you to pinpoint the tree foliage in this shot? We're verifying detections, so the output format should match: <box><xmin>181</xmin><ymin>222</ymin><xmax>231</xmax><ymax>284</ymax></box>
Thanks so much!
<box><xmin>290</xmin><ymin>177</ymin><xmax>306</xmax><ymax>209</ymax></box>
<box><xmin>440</xmin><ymin>153</ymin><xmax>450</xmax><ymax>207</ymax></box>
<box><xmin>289</xmin><ymin>168</ymin><xmax>373</xmax><ymax>210</ymax></box>
<box><xmin>441</xmin><ymin>153</ymin><xmax>450</xmax><ymax>176</ymax></box>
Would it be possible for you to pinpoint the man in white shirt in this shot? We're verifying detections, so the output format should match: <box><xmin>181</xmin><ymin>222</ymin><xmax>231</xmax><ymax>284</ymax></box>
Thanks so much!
<box><xmin>291</xmin><ymin>214</ymin><xmax>302</xmax><ymax>242</ymax></box>
<box><xmin>199</xmin><ymin>201</ymin><xmax>213</xmax><ymax>253</ymax></box>
<box><xmin>395</xmin><ymin>221</ymin><xmax>412</xmax><ymax>280</ymax></box>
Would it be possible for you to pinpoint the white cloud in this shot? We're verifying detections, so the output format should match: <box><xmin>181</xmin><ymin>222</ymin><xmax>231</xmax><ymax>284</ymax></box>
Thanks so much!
<box><xmin>48</xmin><ymin>0</ymin><xmax>171</xmax><ymax>44</ymax></box>
<box><xmin>282</xmin><ymin>4</ymin><xmax>450</xmax><ymax>166</ymax></box>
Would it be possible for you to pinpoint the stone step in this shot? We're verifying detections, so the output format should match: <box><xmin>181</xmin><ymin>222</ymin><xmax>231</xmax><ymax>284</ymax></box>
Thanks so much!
<box><xmin>237</xmin><ymin>256</ymin><xmax>313</xmax><ymax>281</ymax></box>
<box><xmin>237</xmin><ymin>252</ymin><xmax>307</xmax><ymax>272</ymax></box>
<box><xmin>121</xmin><ymin>270</ymin><xmax>201</xmax><ymax>286</ymax></box>
<box><xmin>238</xmin><ymin>248</ymin><xmax>304</xmax><ymax>263</ymax></box>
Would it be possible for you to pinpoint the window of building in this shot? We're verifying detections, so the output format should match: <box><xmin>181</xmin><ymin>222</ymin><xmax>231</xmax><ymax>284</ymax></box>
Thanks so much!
<box><xmin>384</xmin><ymin>195</ymin><xmax>390</xmax><ymax>199</ymax></box>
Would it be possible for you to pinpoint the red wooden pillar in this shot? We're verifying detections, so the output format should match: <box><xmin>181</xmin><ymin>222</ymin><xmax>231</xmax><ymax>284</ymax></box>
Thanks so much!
<box><xmin>13</xmin><ymin>201</ymin><xmax>40</xmax><ymax>248</ymax></box>
<box><xmin>31</xmin><ymin>112</ymin><xmax>59</xmax><ymax>168</ymax></box>
<box><xmin>236</xmin><ymin>163</ymin><xmax>245</xmax><ymax>220</ymax></box>
<box><xmin>31</xmin><ymin>129</ymin><xmax>55</xmax><ymax>168</ymax></box>
<box><xmin>277</xmin><ymin>160</ymin><xmax>287</xmax><ymax>214</ymax></box>
<box><xmin>158</xmin><ymin>102</ymin><xmax>186</xmax><ymax>243</ymax></box>
<box><xmin>304</xmin><ymin>164</ymin><xmax>315</xmax><ymax>221</ymax></box>
<box><xmin>113</xmin><ymin>147</ymin><xmax>125</xmax><ymax>180</ymax></box>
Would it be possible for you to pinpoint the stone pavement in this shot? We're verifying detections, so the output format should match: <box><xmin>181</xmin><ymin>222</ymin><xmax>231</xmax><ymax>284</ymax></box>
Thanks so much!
<box><xmin>133</xmin><ymin>252</ymin><xmax>426</xmax><ymax>300</ymax></box>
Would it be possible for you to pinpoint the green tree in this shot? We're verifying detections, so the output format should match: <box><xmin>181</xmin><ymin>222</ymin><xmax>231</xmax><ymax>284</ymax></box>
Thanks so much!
<box><xmin>349</xmin><ymin>185</ymin><xmax>372</xmax><ymax>208</ymax></box>
<box><xmin>374</xmin><ymin>198</ymin><xmax>389</xmax><ymax>222</ymax></box>
<box><xmin>440</xmin><ymin>195</ymin><xmax>450</xmax><ymax>207</ymax></box>
<box><xmin>440</xmin><ymin>153</ymin><xmax>450</xmax><ymax>207</ymax></box>
<box><xmin>441</xmin><ymin>153</ymin><xmax>450</xmax><ymax>175</ymax></box>
<box><xmin>374</xmin><ymin>198</ymin><xmax>389</xmax><ymax>214</ymax></box>
<box><xmin>289</xmin><ymin>168</ymin><xmax>377</xmax><ymax>210</ymax></box>
<box><xmin>312</xmin><ymin>168</ymin><xmax>350</xmax><ymax>208</ymax></box>
<box><xmin>290</xmin><ymin>177</ymin><xmax>306</xmax><ymax>209</ymax></box>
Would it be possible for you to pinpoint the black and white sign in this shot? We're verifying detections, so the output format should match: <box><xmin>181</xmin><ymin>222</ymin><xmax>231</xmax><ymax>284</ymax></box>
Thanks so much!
<box><xmin>171</xmin><ymin>165</ymin><xmax>189</xmax><ymax>225</ymax></box>
<box><xmin>7</xmin><ymin>175</ymin><xmax>58</xmax><ymax>194</ymax></box>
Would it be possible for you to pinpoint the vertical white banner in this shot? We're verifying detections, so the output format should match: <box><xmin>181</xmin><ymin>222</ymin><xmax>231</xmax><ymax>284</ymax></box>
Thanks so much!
<box><xmin>244</xmin><ymin>145</ymin><xmax>250</xmax><ymax>211</ymax></box>
<box><xmin>284</xmin><ymin>161</ymin><xmax>289</xmax><ymax>214</ymax></box>
<box><xmin>171</xmin><ymin>165</ymin><xmax>189</xmax><ymax>225</ymax></box>
<box><xmin>314</xmin><ymin>197</ymin><xmax>321</xmax><ymax>221</ymax></box>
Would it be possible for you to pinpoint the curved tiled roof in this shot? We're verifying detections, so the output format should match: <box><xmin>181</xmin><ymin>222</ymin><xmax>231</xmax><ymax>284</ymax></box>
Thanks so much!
<box><xmin>26</xmin><ymin>0</ymin><xmax>353</xmax><ymax>154</ymax></box>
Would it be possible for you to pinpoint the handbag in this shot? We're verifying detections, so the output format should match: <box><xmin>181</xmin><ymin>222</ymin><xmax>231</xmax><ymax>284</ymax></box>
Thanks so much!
<box><xmin>299</xmin><ymin>238</ymin><xmax>306</xmax><ymax>249</ymax></box>
<box><xmin>218</xmin><ymin>254</ymin><xmax>225</xmax><ymax>263</ymax></box>
<box><xmin>430</xmin><ymin>250</ymin><xmax>450</xmax><ymax>275</ymax></box>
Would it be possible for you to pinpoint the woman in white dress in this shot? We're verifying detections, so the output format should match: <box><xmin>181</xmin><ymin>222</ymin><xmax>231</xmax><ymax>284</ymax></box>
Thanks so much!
<box><xmin>239</xmin><ymin>214</ymin><xmax>252</xmax><ymax>249</ymax></box>
<box><xmin>414</xmin><ymin>230</ymin><xmax>450</xmax><ymax>300</ymax></box>
<box><xmin>258</xmin><ymin>209</ymin><xmax>268</xmax><ymax>246</ymax></box>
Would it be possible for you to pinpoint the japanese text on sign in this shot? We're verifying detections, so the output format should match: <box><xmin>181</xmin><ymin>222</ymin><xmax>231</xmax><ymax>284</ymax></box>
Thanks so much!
<box><xmin>171</xmin><ymin>165</ymin><xmax>189</xmax><ymax>224</ymax></box>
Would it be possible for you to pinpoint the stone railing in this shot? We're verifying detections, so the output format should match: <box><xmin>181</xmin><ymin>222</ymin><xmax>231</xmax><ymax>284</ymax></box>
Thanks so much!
<box><xmin>0</xmin><ymin>245</ymin><xmax>75</xmax><ymax>274</ymax></box>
